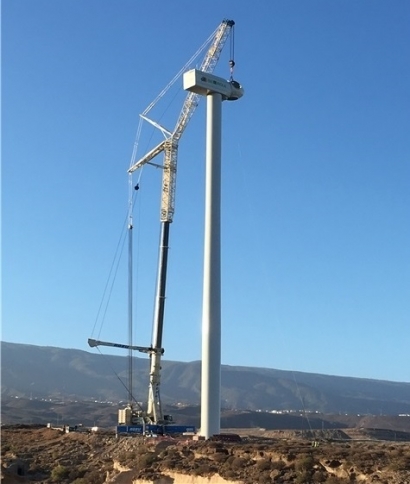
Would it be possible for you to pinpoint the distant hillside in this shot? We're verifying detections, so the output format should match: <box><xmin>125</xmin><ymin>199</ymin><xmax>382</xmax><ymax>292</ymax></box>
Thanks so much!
<box><xmin>2</xmin><ymin>341</ymin><xmax>410</xmax><ymax>415</ymax></box>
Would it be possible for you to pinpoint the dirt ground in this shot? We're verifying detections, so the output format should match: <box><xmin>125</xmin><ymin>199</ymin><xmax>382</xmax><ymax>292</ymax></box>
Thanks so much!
<box><xmin>1</xmin><ymin>425</ymin><xmax>410</xmax><ymax>483</ymax></box>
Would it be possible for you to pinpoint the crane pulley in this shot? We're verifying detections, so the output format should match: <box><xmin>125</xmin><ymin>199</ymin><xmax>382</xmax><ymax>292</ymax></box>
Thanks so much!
<box><xmin>229</xmin><ymin>22</ymin><xmax>235</xmax><ymax>80</ymax></box>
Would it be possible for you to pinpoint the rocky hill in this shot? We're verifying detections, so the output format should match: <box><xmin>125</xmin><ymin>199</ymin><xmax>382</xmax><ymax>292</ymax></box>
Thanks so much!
<box><xmin>2</xmin><ymin>425</ymin><xmax>410</xmax><ymax>484</ymax></box>
<box><xmin>2</xmin><ymin>342</ymin><xmax>410</xmax><ymax>416</ymax></box>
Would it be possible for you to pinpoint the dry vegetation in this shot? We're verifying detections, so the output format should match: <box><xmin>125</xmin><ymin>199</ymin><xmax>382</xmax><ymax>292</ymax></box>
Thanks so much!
<box><xmin>2</xmin><ymin>425</ymin><xmax>410</xmax><ymax>483</ymax></box>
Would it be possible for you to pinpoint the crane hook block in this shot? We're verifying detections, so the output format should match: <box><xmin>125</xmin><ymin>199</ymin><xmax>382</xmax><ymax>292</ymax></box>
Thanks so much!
<box><xmin>229</xmin><ymin>60</ymin><xmax>235</xmax><ymax>69</ymax></box>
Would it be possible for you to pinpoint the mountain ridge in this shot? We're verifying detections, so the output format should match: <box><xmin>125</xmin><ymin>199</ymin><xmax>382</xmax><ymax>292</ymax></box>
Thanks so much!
<box><xmin>2</xmin><ymin>341</ymin><xmax>410</xmax><ymax>415</ymax></box>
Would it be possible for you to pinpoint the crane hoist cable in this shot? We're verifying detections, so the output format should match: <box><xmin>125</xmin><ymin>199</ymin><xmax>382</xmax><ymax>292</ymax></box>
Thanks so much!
<box><xmin>229</xmin><ymin>22</ymin><xmax>235</xmax><ymax>80</ymax></box>
<box><xmin>94</xmin><ymin>345</ymin><xmax>145</xmax><ymax>413</ymax></box>
<box><xmin>90</xmin><ymin>169</ymin><xmax>143</xmax><ymax>341</ymax></box>
<box><xmin>141</xmin><ymin>24</ymin><xmax>221</xmax><ymax>119</ymax></box>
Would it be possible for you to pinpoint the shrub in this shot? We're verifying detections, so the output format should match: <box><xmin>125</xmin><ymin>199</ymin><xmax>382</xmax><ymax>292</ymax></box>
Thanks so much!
<box><xmin>162</xmin><ymin>458</ymin><xmax>176</xmax><ymax>469</ymax></box>
<box><xmin>257</xmin><ymin>473</ymin><xmax>271</xmax><ymax>483</ymax></box>
<box><xmin>296</xmin><ymin>470</ymin><xmax>312</xmax><ymax>484</ymax></box>
<box><xmin>296</xmin><ymin>454</ymin><xmax>315</xmax><ymax>472</ymax></box>
<box><xmin>68</xmin><ymin>468</ymin><xmax>86</xmax><ymax>481</ymax></box>
<box><xmin>312</xmin><ymin>470</ymin><xmax>327</xmax><ymax>483</ymax></box>
<box><xmin>164</xmin><ymin>448</ymin><xmax>180</xmax><ymax>459</ymax></box>
<box><xmin>230</xmin><ymin>457</ymin><xmax>247</xmax><ymax>470</ymax></box>
<box><xmin>256</xmin><ymin>458</ymin><xmax>271</xmax><ymax>471</ymax></box>
<box><xmin>389</xmin><ymin>457</ymin><xmax>410</xmax><ymax>472</ymax></box>
<box><xmin>287</xmin><ymin>452</ymin><xmax>297</xmax><ymax>461</ymax></box>
<box><xmin>271</xmin><ymin>459</ymin><xmax>286</xmax><ymax>470</ymax></box>
<box><xmin>324</xmin><ymin>477</ymin><xmax>349</xmax><ymax>483</ymax></box>
<box><xmin>213</xmin><ymin>453</ymin><xmax>228</xmax><ymax>463</ymax></box>
<box><xmin>136</xmin><ymin>452</ymin><xmax>157</xmax><ymax>470</ymax></box>
<box><xmin>51</xmin><ymin>465</ymin><xmax>69</xmax><ymax>482</ymax></box>
<box><xmin>193</xmin><ymin>464</ymin><xmax>212</xmax><ymax>475</ymax></box>
<box><xmin>82</xmin><ymin>470</ymin><xmax>105</xmax><ymax>484</ymax></box>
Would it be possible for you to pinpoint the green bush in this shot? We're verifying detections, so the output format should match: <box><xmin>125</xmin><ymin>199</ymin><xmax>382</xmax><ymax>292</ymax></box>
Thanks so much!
<box><xmin>295</xmin><ymin>453</ymin><xmax>315</xmax><ymax>471</ymax></box>
<box><xmin>136</xmin><ymin>452</ymin><xmax>157</xmax><ymax>470</ymax></box>
<box><xmin>51</xmin><ymin>465</ymin><xmax>69</xmax><ymax>482</ymax></box>
<box><xmin>296</xmin><ymin>470</ymin><xmax>312</xmax><ymax>484</ymax></box>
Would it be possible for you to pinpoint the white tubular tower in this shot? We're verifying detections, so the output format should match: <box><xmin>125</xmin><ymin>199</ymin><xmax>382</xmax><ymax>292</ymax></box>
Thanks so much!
<box><xmin>183</xmin><ymin>70</ymin><xmax>244</xmax><ymax>438</ymax></box>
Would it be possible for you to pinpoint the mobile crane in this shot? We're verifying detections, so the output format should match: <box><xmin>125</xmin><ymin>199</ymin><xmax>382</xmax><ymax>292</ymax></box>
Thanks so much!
<box><xmin>88</xmin><ymin>19</ymin><xmax>236</xmax><ymax>433</ymax></box>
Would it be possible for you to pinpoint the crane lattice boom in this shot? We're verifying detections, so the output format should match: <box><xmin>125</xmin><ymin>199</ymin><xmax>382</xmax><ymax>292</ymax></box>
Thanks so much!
<box><xmin>128</xmin><ymin>18</ymin><xmax>235</xmax><ymax>223</ymax></box>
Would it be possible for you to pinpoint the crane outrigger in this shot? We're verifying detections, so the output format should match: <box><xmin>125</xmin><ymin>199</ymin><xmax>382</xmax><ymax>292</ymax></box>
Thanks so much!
<box><xmin>88</xmin><ymin>19</ymin><xmax>237</xmax><ymax>434</ymax></box>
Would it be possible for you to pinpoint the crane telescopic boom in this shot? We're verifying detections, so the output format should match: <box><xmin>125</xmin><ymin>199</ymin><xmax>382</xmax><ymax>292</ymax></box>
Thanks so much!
<box><xmin>129</xmin><ymin>19</ymin><xmax>236</xmax><ymax>425</ymax></box>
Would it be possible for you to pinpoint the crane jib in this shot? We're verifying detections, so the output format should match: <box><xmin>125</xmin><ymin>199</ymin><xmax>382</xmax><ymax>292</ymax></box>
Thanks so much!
<box><xmin>87</xmin><ymin>338</ymin><xmax>163</xmax><ymax>354</ymax></box>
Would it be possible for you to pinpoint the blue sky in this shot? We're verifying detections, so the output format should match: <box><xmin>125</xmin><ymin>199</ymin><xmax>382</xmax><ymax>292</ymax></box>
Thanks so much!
<box><xmin>3</xmin><ymin>0</ymin><xmax>409</xmax><ymax>383</ymax></box>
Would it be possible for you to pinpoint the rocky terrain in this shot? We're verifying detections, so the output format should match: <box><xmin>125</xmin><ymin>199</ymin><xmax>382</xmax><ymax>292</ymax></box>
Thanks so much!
<box><xmin>2</xmin><ymin>425</ymin><xmax>410</xmax><ymax>484</ymax></box>
<box><xmin>3</xmin><ymin>343</ymin><xmax>410</xmax><ymax>482</ymax></box>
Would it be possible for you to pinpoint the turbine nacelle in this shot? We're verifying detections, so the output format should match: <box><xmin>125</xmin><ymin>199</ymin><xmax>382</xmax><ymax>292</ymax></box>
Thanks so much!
<box><xmin>183</xmin><ymin>69</ymin><xmax>244</xmax><ymax>101</ymax></box>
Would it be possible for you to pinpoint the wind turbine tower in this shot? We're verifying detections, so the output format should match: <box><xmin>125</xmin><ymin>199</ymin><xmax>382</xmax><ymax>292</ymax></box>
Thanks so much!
<box><xmin>184</xmin><ymin>70</ymin><xmax>244</xmax><ymax>438</ymax></box>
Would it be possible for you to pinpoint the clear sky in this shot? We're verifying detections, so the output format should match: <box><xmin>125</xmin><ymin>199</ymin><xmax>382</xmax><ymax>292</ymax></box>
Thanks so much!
<box><xmin>3</xmin><ymin>0</ymin><xmax>409</xmax><ymax>383</ymax></box>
